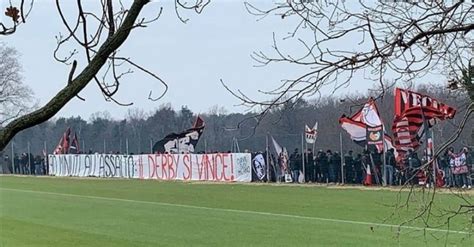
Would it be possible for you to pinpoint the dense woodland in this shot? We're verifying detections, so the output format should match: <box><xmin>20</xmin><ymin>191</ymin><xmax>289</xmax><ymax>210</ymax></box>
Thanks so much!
<box><xmin>3</xmin><ymin>85</ymin><xmax>472</xmax><ymax>156</ymax></box>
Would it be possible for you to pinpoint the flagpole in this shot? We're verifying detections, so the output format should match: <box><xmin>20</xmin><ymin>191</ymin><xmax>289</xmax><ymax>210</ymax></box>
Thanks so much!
<box><xmin>340</xmin><ymin>132</ymin><xmax>344</xmax><ymax>184</ymax></box>
<box><xmin>420</xmin><ymin>101</ymin><xmax>430</xmax><ymax>187</ymax></box>
<box><xmin>305</xmin><ymin>132</ymin><xmax>308</xmax><ymax>182</ymax></box>
<box><xmin>176</xmin><ymin>138</ymin><xmax>179</xmax><ymax>154</ymax></box>
<box><xmin>149</xmin><ymin>138</ymin><xmax>153</xmax><ymax>154</ymax></box>
<box><xmin>11</xmin><ymin>140</ymin><xmax>14</xmax><ymax>174</ymax></box>
<box><xmin>44</xmin><ymin>141</ymin><xmax>47</xmax><ymax>175</ymax></box>
<box><xmin>27</xmin><ymin>141</ymin><xmax>31</xmax><ymax>174</ymax></box>
<box><xmin>103</xmin><ymin>139</ymin><xmax>106</xmax><ymax>154</ymax></box>
<box><xmin>382</xmin><ymin>125</ymin><xmax>387</xmax><ymax>186</ymax></box>
<box><xmin>266</xmin><ymin>133</ymin><xmax>270</xmax><ymax>183</ymax></box>
<box><xmin>126</xmin><ymin>138</ymin><xmax>129</xmax><ymax>154</ymax></box>
<box><xmin>431</xmin><ymin>128</ymin><xmax>436</xmax><ymax>188</ymax></box>
<box><xmin>301</xmin><ymin>133</ymin><xmax>305</xmax><ymax>183</ymax></box>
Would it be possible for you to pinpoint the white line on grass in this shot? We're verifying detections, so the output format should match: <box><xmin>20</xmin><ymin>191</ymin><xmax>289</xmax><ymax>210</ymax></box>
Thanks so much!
<box><xmin>0</xmin><ymin>187</ymin><xmax>471</xmax><ymax>235</ymax></box>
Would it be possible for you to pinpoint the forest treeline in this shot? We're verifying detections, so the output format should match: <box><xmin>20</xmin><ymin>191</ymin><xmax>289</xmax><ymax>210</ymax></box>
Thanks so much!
<box><xmin>3</xmin><ymin>85</ymin><xmax>473</xmax><ymax>155</ymax></box>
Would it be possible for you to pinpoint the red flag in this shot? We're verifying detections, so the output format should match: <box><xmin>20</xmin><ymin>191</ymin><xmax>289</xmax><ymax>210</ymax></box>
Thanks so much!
<box><xmin>392</xmin><ymin>88</ymin><xmax>456</xmax><ymax>155</ymax></box>
<box><xmin>53</xmin><ymin>127</ymin><xmax>71</xmax><ymax>154</ymax></box>
<box><xmin>193</xmin><ymin>116</ymin><xmax>205</xmax><ymax>129</ymax></box>
<box><xmin>394</xmin><ymin>88</ymin><xmax>456</xmax><ymax>118</ymax></box>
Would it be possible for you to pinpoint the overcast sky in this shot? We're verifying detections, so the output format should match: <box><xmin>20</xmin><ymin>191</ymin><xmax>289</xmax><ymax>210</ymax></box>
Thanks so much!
<box><xmin>3</xmin><ymin>0</ymin><xmax>439</xmax><ymax>121</ymax></box>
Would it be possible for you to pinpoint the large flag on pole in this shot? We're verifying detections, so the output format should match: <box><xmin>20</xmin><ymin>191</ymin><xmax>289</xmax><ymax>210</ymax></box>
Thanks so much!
<box><xmin>339</xmin><ymin>98</ymin><xmax>395</xmax><ymax>153</ymax></box>
<box><xmin>305</xmin><ymin>122</ymin><xmax>318</xmax><ymax>144</ymax></box>
<box><xmin>270</xmin><ymin>135</ymin><xmax>289</xmax><ymax>178</ymax></box>
<box><xmin>153</xmin><ymin>116</ymin><xmax>205</xmax><ymax>154</ymax></box>
<box><xmin>392</xmin><ymin>88</ymin><xmax>456</xmax><ymax>153</ymax></box>
<box><xmin>53</xmin><ymin>127</ymin><xmax>71</xmax><ymax>154</ymax></box>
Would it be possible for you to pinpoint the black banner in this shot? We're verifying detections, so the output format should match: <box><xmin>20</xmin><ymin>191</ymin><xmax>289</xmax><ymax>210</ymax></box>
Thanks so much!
<box><xmin>366</xmin><ymin>125</ymin><xmax>383</xmax><ymax>152</ymax></box>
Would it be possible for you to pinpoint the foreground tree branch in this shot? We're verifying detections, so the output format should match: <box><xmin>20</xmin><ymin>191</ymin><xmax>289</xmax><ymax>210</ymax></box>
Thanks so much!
<box><xmin>0</xmin><ymin>0</ymin><xmax>208</xmax><ymax>151</ymax></box>
<box><xmin>0</xmin><ymin>0</ymin><xmax>149</xmax><ymax>150</ymax></box>
<box><xmin>232</xmin><ymin>1</ymin><xmax>474</xmax><ymax>114</ymax></box>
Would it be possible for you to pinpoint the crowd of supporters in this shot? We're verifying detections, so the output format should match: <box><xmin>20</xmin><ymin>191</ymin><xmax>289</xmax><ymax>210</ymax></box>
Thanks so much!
<box><xmin>0</xmin><ymin>153</ymin><xmax>47</xmax><ymax>175</ymax></box>
<box><xmin>1</xmin><ymin>146</ymin><xmax>472</xmax><ymax>189</ymax></box>
<box><xmin>266</xmin><ymin>146</ymin><xmax>473</xmax><ymax>189</ymax></box>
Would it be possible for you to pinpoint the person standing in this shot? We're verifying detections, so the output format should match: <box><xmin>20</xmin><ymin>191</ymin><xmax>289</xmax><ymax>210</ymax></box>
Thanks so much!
<box><xmin>13</xmin><ymin>154</ymin><xmax>20</xmax><ymax>174</ymax></box>
<box><xmin>28</xmin><ymin>153</ymin><xmax>35</xmax><ymax>175</ymax></box>
<box><xmin>344</xmin><ymin>151</ymin><xmax>354</xmax><ymax>184</ymax></box>
<box><xmin>439</xmin><ymin>150</ymin><xmax>453</xmax><ymax>187</ymax></box>
<box><xmin>20</xmin><ymin>153</ymin><xmax>28</xmax><ymax>174</ymax></box>
<box><xmin>289</xmin><ymin>149</ymin><xmax>301</xmax><ymax>183</ymax></box>
<box><xmin>408</xmin><ymin>150</ymin><xmax>421</xmax><ymax>185</ymax></box>
<box><xmin>304</xmin><ymin>149</ymin><xmax>315</xmax><ymax>183</ymax></box>
<box><xmin>5</xmin><ymin>155</ymin><xmax>12</xmax><ymax>174</ymax></box>
<box><xmin>332</xmin><ymin>151</ymin><xmax>342</xmax><ymax>183</ymax></box>
<box><xmin>353</xmin><ymin>153</ymin><xmax>363</xmax><ymax>184</ymax></box>
<box><xmin>454</xmin><ymin>147</ymin><xmax>470</xmax><ymax>189</ymax></box>
<box><xmin>326</xmin><ymin>150</ymin><xmax>336</xmax><ymax>183</ymax></box>
<box><xmin>316</xmin><ymin>150</ymin><xmax>328</xmax><ymax>183</ymax></box>
<box><xmin>465</xmin><ymin>147</ymin><xmax>473</xmax><ymax>189</ymax></box>
<box><xmin>385</xmin><ymin>149</ymin><xmax>396</xmax><ymax>186</ymax></box>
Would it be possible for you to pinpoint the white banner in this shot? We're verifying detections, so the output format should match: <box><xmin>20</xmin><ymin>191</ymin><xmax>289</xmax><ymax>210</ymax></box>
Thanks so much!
<box><xmin>48</xmin><ymin>153</ymin><xmax>252</xmax><ymax>182</ymax></box>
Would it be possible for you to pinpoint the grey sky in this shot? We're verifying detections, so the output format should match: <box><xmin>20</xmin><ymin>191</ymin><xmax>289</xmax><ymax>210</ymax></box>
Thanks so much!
<box><xmin>3</xmin><ymin>0</ymin><xmax>438</xmax><ymax>120</ymax></box>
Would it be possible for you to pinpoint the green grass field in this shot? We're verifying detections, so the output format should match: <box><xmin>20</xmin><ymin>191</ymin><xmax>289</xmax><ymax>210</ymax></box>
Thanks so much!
<box><xmin>0</xmin><ymin>176</ymin><xmax>472</xmax><ymax>246</ymax></box>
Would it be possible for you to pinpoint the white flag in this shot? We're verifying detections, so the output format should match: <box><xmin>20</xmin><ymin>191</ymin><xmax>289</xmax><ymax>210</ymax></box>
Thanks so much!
<box><xmin>305</xmin><ymin>122</ymin><xmax>318</xmax><ymax>144</ymax></box>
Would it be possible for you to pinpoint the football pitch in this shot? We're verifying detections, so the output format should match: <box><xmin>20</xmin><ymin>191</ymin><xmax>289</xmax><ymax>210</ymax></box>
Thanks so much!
<box><xmin>0</xmin><ymin>176</ymin><xmax>472</xmax><ymax>246</ymax></box>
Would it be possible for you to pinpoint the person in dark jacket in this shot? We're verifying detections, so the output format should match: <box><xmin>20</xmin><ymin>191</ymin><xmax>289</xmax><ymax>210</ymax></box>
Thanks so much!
<box><xmin>439</xmin><ymin>150</ymin><xmax>452</xmax><ymax>187</ymax></box>
<box><xmin>20</xmin><ymin>153</ymin><xmax>28</xmax><ymax>174</ymax></box>
<box><xmin>289</xmin><ymin>148</ymin><xmax>301</xmax><ymax>183</ymax></box>
<box><xmin>28</xmin><ymin>153</ymin><xmax>35</xmax><ymax>175</ymax></box>
<box><xmin>407</xmin><ymin>150</ymin><xmax>421</xmax><ymax>185</ymax></box>
<box><xmin>353</xmin><ymin>153</ymin><xmax>363</xmax><ymax>184</ymax></box>
<box><xmin>462</xmin><ymin>147</ymin><xmax>472</xmax><ymax>189</ymax></box>
<box><xmin>326</xmin><ymin>150</ymin><xmax>335</xmax><ymax>182</ymax></box>
<box><xmin>304</xmin><ymin>149</ymin><xmax>315</xmax><ymax>183</ymax></box>
<box><xmin>344</xmin><ymin>151</ymin><xmax>354</xmax><ymax>184</ymax></box>
<box><xmin>4</xmin><ymin>155</ymin><xmax>12</xmax><ymax>174</ymax></box>
<box><xmin>316</xmin><ymin>150</ymin><xmax>328</xmax><ymax>183</ymax></box>
<box><xmin>385</xmin><ymin>149</ymin><xmax>396</xmax><ymax>185</ymax></box>
<box><xmin>332</xmin><ymin>151</ymin><xmax>342</xmax><ymax>183</ymax></box>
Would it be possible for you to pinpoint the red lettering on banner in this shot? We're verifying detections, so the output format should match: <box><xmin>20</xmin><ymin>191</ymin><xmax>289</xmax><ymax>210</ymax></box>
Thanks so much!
<box><xmin>168</xmin><ymin>154</ymin><xmax>176</xmax><ymax>180</ymax></box>
<box><xmin>214</xmin><ymin>153</ymin><xmax>223</xmax><ymax>181</ymax></box>
<box><xmin>148</xmin><ymin>155</ymin><xmax>157</xmax><ymax>179</ymax></box>
<box><xmin>155</xmin><ymin>154</ymin><xmax>161</xmax><ymax>179</ymax></box>
<box><xmin>222</xmin><ymin>153</ymin><xmax>230</xmax><ymax>181</ymax></box>
<box><xmin>183</xmin><ymin>154</ymin><xmax>191</xmax><ymax>180</ymax></box>
<box><xmin>161</xmin><ymin>154</ymin><xmax>168</xmax><ymax>179</ymax></box>
<box><xmin>412</xmin><ymin>94</ymin><xmax>421</xmax><ymax>106</ymax></box>
<box><xmin>196</xmin><ymin>155</ymin><xmax>203</xmax><ymax>179</ymax></box>
<box><xmin>400</xmin><ymin>90</ymin><xmax>408</xmax><ymax>107</ymax></box>
<box><xmin>208</xmin><ymin>154</ymin><xmax>217</xmax><ymax>180</ymax></box>
<box><xmin>204</xmin><ymin>154</ymin><xmax>211</xmax><ymax>180</ymax></box>
<box><xmin>197</xmin><ymin>155</ymin><xmax>207</xmax><ymax>180</ymax></box>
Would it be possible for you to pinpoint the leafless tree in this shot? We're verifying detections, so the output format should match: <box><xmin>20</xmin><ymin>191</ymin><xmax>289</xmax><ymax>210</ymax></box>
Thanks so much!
<box><xmin>0</xmin><ymin>44</ymin><xmax>34</xmax><ymax>126</ymax></box>
<box><xmin>226</xmin><ymin>0</ymin><xmax>473</xmax><ymax>112</ymax></box>
<box><xmin>0</xmin><ymin>0</ymin><xmax>210</xmax><ymax>151</ymax></box>
<box><xmin>224</xmin><ymin>0</ymin><xmax>474</xmax><ymax>239</ymax></box>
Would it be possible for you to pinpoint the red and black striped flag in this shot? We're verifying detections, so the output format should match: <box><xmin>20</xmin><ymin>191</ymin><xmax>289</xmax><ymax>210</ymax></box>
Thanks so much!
<box><xmin>392</xmin><ymin>88</ymin><xmax>456</xmax><ymax>154</ymax></box>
